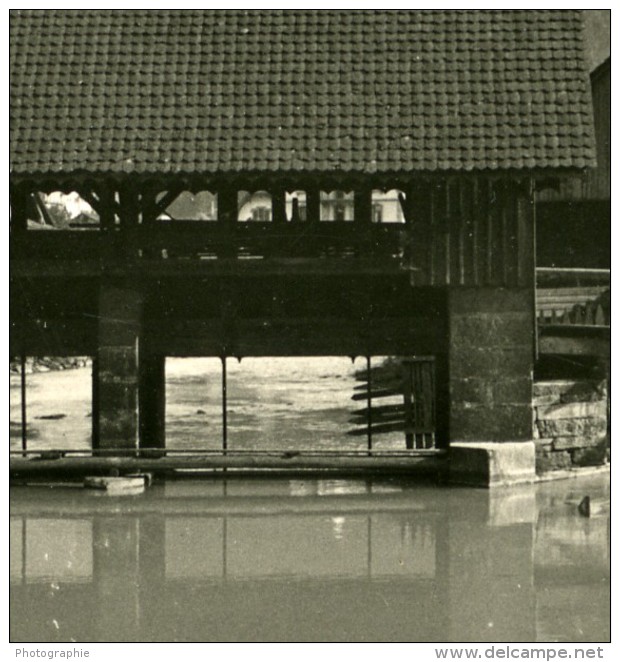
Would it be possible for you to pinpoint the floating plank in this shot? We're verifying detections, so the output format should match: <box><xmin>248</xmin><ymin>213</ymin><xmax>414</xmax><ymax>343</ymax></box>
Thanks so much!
<box><xmin>84</xmin><ymin>475</ymin><xmax>146</xmax><ymax>495</ymax></box>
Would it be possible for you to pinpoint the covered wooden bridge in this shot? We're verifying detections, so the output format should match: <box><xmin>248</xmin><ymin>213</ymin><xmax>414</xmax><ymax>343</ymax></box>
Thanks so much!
<box><xmin>10</xmin><ymin>10</ymin><xmax>597</xmax><ymax>484</ymax></box>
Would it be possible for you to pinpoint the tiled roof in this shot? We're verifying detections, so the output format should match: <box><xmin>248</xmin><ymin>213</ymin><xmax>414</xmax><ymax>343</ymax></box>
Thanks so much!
<box><xmin>10</xmin><ymin>9</ymin><xmax>596</xmax><ymax>177</ymax></box>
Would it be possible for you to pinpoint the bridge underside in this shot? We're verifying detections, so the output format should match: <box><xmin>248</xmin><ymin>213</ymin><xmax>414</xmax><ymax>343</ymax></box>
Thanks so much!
<box><xmin>11</xmin><ymin>269</ymin><xmax>453</xmax><ymax>358</ymax></box>
<box><xmin>10</xmin><ymin>175</ymin><xmax>538</xmax><ymax>479</ymax></box>
<box><xmin>11</xmin><ymin>270</ymin><xmax>535</xmax><ymax>457</ymax></box>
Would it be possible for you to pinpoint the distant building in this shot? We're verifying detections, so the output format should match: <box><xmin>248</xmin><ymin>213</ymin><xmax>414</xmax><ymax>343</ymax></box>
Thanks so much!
<box><xmin>536</xmin><ymin>57</ymin><xmax>610</xmax><ymax>268</ymax></box>
<box><xmin>238</xmin><ymin>189</ymin><xmax>405</xmax><ymax>223</ymax></box>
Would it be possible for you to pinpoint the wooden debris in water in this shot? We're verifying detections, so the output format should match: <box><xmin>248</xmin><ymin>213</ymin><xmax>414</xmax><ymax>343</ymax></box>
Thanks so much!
<box><xmin>84</xmin><ymin>475</ymin><xmax>147</xmax><ymax>495</ymax></box>
<box><xmin>578</xmin><ymin>495</ymin><xmax>610</xmax><ymax>518</ymax></box>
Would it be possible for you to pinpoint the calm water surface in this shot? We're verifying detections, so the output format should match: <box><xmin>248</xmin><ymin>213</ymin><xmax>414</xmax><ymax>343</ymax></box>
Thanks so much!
<box><xmin>10</xmin><ymin>473</ymin><xmax>610</xmax><ymax>643</ymax></box>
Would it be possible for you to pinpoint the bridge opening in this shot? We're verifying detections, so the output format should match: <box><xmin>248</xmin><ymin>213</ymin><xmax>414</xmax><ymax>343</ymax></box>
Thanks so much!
<box><xmin>163</xmin><ymin>356</ymin><xmax>437</xmax><ymax>454</ymax></box>
<box><xmin>21</xmin><ymin>192</ymin><xmax>100</xmax><ymax>231</ymax></box>
<box><xmin>157</xmin><ymin>191</ymin><xmax>218</xmax><ymax>221</ymax></box>
<box><xmin>10</xmin><ymin>356</ymin><xmax>94</xmax><ymax>453</ymax></box>
<box><xmin>166</xmin><ymin>357</ymin><xmax>223</xmax><ymax>451</ymax></box>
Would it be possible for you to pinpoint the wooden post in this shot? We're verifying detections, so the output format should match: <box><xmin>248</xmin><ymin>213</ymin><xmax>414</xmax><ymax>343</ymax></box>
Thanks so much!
<box><xmin>91</xmin><ymin>356</ymin><xmax>99</xmax><ymax>449</ymax></box>
<box><xmin>366</xmin><ymin>356</ymin><xmax>372</xmax><ymax>454</ymax></box>
<box><xmin>272</xmin><ymin>188</ymin><xmax>287</xmax><ymax>224</ymax></box>
<box><xmin>500</xmin><ymin>179</ymin><xmax>511</xmax><ymax>286</ymax></box>
<box><xmin>306</xmin><ymin>188</ymin><xmax>321</xmax><ymax>223</ymax></box>
<box><xmin>517</xmin><ymin>178</ymin><xmax>535</xmax><ymax>289</ymax></box>
<box><xmin>139</xmin><ymin>353</ymin><xmax>166</xmax><ymax>450</ymax></box>
<box><xmin>218</xmin><ymin>187</ymin><xmax>237</xmax><ymax>258</ymax></box>
<box><xmin>98</xmin><ymin>186</ymin><xmax>117</xmax><ymax>232</ymax></box>
<box><xmin>20</xmin><ymin>353</ymin><xmax>27</xmax><ymax>454</ymax></box>
<box><xmin>355</xmin><ymin>187</ymin><xmax>373</xmax><ymax>257</ymax></box>
<box><xmin>445</xmin><ymin>179</ymin><xmax>456</xmax><ymax>286</ymax></box>
<box><xmin>290</xmin><ymin>196</ymin><xmax>301</xmax><ymax>223</ymax></box>
<box><xmin>431</xmin><ymin>181</ymin><xmax>448</xmax><ymax>286</ymax></box>
<box><xmin>119</xmin><ymin>186</ymin><xmax>141</xmax><ymax>259</ymax></box>
<box><xmin>471</xmin><ymin>178</ymin><xmax>481</xmax><ymax>286</ymax></box>
<box><xmin>97</xmin><ymin>186</ymin><xmax>118</xmax><ymax>263</ymax></box>
<box><xmin>10</xmin><ymin>186</ymin><xmax>29</xmax><ymax>234</ymax></box>
<box><xmin>485</xmin><ymin>179</ymin><xmax>495</xmax><ymax>284</ymax></box>
<box><xmin>305</xmin><ymin>188</ymin><xmax>321</xmax><ymax>255</ymax></box>
<box><xmin>354</xmin><ymin>187</ymin><xmax>372</xmax><ymax>224</ymax></box>
<box><xmin>403</xmin><ymin>361</ymin><xmax>414</xmax><ymax>450</ymax></box>
<box><xmin>221</xmin><ymin>356</ymin><xmax>228</xmax><ymax>452</ymax></box>
<box><xmin>407</xmin><ymin>182</ymin><xmax>432</xmax><ymax>286</ymax></box>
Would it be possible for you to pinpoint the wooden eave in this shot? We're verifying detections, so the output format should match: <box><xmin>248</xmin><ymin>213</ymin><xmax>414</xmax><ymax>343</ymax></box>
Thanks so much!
<box><xmin>9</xmin><ymin>166</ymin><xmax>590</xmax><ymax>194</ymax></box>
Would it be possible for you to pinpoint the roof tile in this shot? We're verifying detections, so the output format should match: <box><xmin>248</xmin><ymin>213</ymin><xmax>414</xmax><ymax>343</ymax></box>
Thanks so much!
<box><xmin>10</xmin><ymin>9</ymin><xmax>595</xmax><ymax>176</ymax></box>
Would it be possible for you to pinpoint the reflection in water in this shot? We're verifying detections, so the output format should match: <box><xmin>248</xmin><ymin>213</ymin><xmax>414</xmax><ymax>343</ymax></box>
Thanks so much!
<box><xmin>10</xmin><ymin>473</ymin><xmax>609</xmax><ymax>643</ymax></box>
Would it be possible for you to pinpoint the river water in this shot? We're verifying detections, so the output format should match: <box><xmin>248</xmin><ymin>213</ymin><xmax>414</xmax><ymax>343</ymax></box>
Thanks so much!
<box><xmin>9</xmin><ymin>361</ymin><xmax>611</xmax><ymax>642</ymax></box>
<box><xmin>10</xmin><ymin>473</ymin><xmax>610</xmax><ymax>643</ymax></box>
<box><xmin>10</xmin><ymin>357</ymin><xmax>404</xmax><ymax>452</ymax></box>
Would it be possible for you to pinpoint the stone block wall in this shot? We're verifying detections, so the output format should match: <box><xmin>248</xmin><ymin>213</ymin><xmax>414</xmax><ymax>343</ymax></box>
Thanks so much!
<box><xmin>449</xmin><ymin>289</ymin><xmax>534</xmax><ymax>442</ymax></box>
<box><xmin>533</xmin><ymin>379</ymin><xmax>609</xmax><ymax>473</ymax></box>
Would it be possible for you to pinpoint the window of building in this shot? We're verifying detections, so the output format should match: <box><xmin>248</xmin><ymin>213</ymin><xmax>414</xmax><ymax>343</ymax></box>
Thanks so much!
<box><xmin>238</xmin><ymin>191</ymin><xmax>273</xmax><ymax>222</ymax></box>
<box><xmin>22</xmin><ymin>192</ymin><xmax>101</xmax><ymax>230</ymax></box>
<box><xmin>251</xmin><ymin>206</ymin><xmax>271</xmax><ymax>222</ymax></box>
<box><xmin>159</xmin><ymin>191</ymin><xmax>218</xmax><ymax>221</ymax></box>
<box><xmin>373</xmin><ymin>204</ymin><xmax>383</xmax><ymax>224</ymax></box>
<box><xmin>320</xmin><ymin>191</ymin><xmax>354</xmax><ymax>221</ymax></box>
<box><xmin>371</xmin><ymin>189</ymin><xmax>406</xmax><ymax>223</ymax></box>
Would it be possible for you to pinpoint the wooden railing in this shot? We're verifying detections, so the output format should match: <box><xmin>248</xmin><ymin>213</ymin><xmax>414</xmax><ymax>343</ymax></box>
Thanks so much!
<box><xmin>536</xmin><ymin>268</ymin><xmax>610</xmax><ymax>327</ymax></box>
<box><xmin>349</xmin><ymin>357</ymin><xmax>436</xmax><ymax>450</ymax></box>
<box><xmin>10</xmin><ymin>222</ymin><xmax>409</xmax><ymax>263</ymax></box>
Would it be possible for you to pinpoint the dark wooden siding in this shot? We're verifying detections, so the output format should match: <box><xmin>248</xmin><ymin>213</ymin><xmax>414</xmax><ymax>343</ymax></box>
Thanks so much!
<box><xmin>537</xmin><ymin>58</ymin><xmax>610</xmax><ymax>203</ymax></box>
<box><xmin>408</xmin><ymin>177</ymin><xmax>534</xmax><ymax>288</ymax></box>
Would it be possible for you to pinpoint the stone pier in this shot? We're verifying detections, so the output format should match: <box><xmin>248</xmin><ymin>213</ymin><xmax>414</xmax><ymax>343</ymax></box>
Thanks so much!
<box><xmin>95</xmin><ymin>287</ymin><xmax>142</xmax><ymax>451</ymax></box>
<box><xmin>447</xmin><ymin>288</ymin><xmax>537</xmax><ymax>486</ymax></box>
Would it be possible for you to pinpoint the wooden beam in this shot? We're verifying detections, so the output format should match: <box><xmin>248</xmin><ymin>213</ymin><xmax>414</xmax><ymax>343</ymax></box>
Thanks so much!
<box><xmin>217</xmin><ymin>187</ymin><xmax>237</xmax><ymax>258</ymax></box>
<box><xmin>151</xmin><ymin>189</ymin><xmax>183</xmax><ymax>220</ymax></box>
<box><xmin>306</xmin><ymin>189</ymin><xmax>321</xmax><ymax>223</ymax></box>
<box><xmin>272</xmin><ymin>188</ymin><xmax>287</xmax><ymax>224</ymax></box>
<box><xmin>98</xmin><ymin>187</ymin><xmax>117</xmax><ymax>231</ymax></box>
<box><xmin>406</xmin><ymin>183</ymin><xmax>429</xmax><ymax>286</ymax></box>
<box><xmin>446</xmin><ymin>179</ymin><xmax>459</xmax><ymax>286</ymax></box>
<box><xmin>500</xmin><ymin>180</ymin><xmax>511</xmax><ymax>286</ymax></box>
<box><xmin>20</xmin><ymin>353</ymin><xmax>27</xmax><ymax>454</ymax></box>
<box><xmin>517</xmin><ymin>177</ymin><xmax>535</xmax><ymax>288</ymax></box>
<box><xmin>354</xmin><ymin>187</ymin><xmax>372</xmax><ymax>224</ymax></box>
<box><xmin>218</xmin><ymin>188</ymin><xmax>237</xmax><ymax>224</ymax></box>
<box><xmin>139</xmin><ymin>353</ymin><xmax>166</xmax><ymax>450</ymax></box>
<box><xmin>91</xmin><ymin>357</ymin><xmax>99</xmax><ymax>450</ymax></box>
<box><xmin>538</xmin><ymin>333</ymin><xmax>610</xmax><ymax>358</ymax></box>
<box><xmin>10</xmin><ymin>453</ymin><xmax>446</xmax><ymax>478</ymax></box>
<box><xmin>10</xmin><ymin>186</ymin><xmax>29</xmax><ymax>233</ymax></box>
<box><xmin>32</xmin><ymin>192</ymin><xmax>55</xmax><ymax>227</ymax></box>
<box><xmin>290</xmin><ymin>196</ymin><xmax>302</xmax><ymax>223</ymax></box>
<box><xmin>485</xmin><ymin>179</ymin><xmax>494</xmax><ymax>284</ymax></box>
<box><xmin>471</xmin><ymin>178</ymin><xmax>482</xmax><ymax>286</ymax></box>
<box><xmin>76</xmin><ymin>189</ymin><xmax>109</xmax><ymax>220</ymax></box>
<box><xmin>430</xmin><ymin>181</ymin><xmax>448</xmax><ymax>286</ymax></box>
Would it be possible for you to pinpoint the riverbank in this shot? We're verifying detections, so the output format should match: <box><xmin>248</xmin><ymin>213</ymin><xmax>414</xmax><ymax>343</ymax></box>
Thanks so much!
<box><xmin>10</xmin><ymin>357</ymin><xmax>90</xmax><ymax>374</ymax></box>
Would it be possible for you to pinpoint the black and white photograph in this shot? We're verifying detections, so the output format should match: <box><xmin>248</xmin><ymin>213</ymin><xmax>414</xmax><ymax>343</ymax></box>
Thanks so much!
<box><xmin>8</xmin><ymin>5</ymin><xmax>611</xmax><ymax>651</ymax></box>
